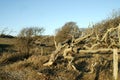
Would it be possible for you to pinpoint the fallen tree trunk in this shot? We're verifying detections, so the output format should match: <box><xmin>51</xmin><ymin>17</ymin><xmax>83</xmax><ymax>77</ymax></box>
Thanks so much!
<box><xmin>79</xmin><ymin>48</ymin><xmax>120</xmax><ymax>54</ymax></box>
<box><xmin>43</xmin><ymin>49</ymin><xmax>60</xmax><ymax>66</ymax></box>
<box><xmin>43</xmin><ymin>42</ymin><xmax>67</xmax><ymax>66</ymax></box>
<box><xmin>74</xmin><ymin>31</ymin><xmax>93</xmax><ymax>45</ymax></box>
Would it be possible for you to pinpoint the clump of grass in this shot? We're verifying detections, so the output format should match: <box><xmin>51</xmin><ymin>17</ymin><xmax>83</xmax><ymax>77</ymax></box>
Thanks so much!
<box><xmin>26</xmin><ymin>55</ymin><xmax>49</xmax><ymax>69</ymax></box>
<box><xmin>0</xmin><ymin>52</ymin><xmax>31</xmax><ymax>66</ymax></box>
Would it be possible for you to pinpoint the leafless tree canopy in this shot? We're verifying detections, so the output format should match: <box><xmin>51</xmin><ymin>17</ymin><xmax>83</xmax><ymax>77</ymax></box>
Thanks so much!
<box><xmin>17</xmin><ymin>27</ymin><xmax>45</xmax><ymax>54</ymax></box>
<box><xmin>18</xmin><ymin>27</ymin><xmax>45</xmax><ymax>37</ymax></box>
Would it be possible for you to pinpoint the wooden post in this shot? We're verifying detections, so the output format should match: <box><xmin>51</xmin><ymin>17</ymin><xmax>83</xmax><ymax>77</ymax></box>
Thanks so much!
<box><xmin>118</xmin><ymin>23</ymin><xmax>120</xmax><ymax>44</ymax></box>
<box><xmin>41</xmin><ymin>47</ymin><xmax>44</xmax><ymax>56</ymax></box>
<box><xmin>113</xmin><ymin>49</ymin><xmax>118</xmax><ymax>80</ymax></box>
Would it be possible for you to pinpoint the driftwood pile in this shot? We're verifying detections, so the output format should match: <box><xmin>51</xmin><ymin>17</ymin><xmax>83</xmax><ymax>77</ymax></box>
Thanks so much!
<box><xmin>41</xmin><ymin>24</ymin><xmax>120</xmax><ymax>80</ymax></box>
<box><xmin>43</xmin><ymin>24</ymin><xmax>120</xmax><ymax>69</ymax></box>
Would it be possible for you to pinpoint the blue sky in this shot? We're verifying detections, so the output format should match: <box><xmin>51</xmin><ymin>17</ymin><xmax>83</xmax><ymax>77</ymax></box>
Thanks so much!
<box><xmin>0</xmin><ymin>0</ymin><xmax>120</xmax><ymax>36</ymax></box>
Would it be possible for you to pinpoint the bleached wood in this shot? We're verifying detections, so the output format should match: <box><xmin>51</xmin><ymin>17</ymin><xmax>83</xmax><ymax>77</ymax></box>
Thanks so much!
<box><xmin>118</xmin><ymin>24</ymin><xmax>120</xmax><ymax>44</ymax></box>
<box><xmin>101</xmin><ymin>27</ymin><xmax>117</xmax><ymax>42</ymax></box>
<box><xmin>54</xmin><ymin>36</ymin><xmax>58</xmax><ymax>49</ymax></box>
<box><xmin>113</xmin><ymin>49</ymin><xmax>118</xmax><ymax>80</ymax></box>
<box><xmin>79</xmin><ymin>49</ymin><xmax>113</xmax><ymax>54</ymax></box>
<box><xmin>74</xmin><ymin>32</ymin><xmax>93</xmax><ymax>44</ymax></box>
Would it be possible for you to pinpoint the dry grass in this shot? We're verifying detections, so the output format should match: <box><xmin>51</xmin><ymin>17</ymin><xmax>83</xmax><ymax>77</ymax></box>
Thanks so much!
<box><xmin>0</xmin><ymin>51</ymin><xmax>120</xmax><ymax>80</ymax></box>
<box><xmin>0</xmin><ymin>38</ymin><xmax>16</xmax><ymax>45</ymax></box>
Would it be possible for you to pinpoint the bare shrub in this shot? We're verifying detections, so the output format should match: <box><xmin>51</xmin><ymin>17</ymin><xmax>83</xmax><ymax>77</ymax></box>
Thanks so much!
<box><xmin>17</xmin><ymin>37</ymin><xmax>32</xmax><ymax>55</ymax></box>
<box><xmin>0</xmin><ymin>52</ymin><xmax>31</xmax><ymax>65</ymax></box>
<box><xmin>0</xmin><ymin>27</ymin><xmax>14</xmax><ymax>38</ymax></box>
<box><xmin>17</xmin><ymin>27</ymin><xmax>45</xmax><ymax>55</ymax></box>
<box><xmin>18</xmin><ymin>27</ymin><xmax>45</xmax><ymax>37</ymax></box>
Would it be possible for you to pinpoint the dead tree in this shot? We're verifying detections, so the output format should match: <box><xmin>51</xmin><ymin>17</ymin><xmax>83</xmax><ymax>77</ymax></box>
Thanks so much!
<box><xmin>43</xmin><ymin>29</ymin><xmax>93</xmax><ymax>66</ymax></box>
<box><xmin>43</xmin><ymin>23</ymin><xmax>120</xmax><ymax>74</ymax></box>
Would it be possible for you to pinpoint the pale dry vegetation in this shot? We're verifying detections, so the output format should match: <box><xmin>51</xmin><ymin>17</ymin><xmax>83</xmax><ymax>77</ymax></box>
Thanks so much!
<box><xmin>0</xmin><ymin>13</ymin><xmax>120</xmax><ymax>80</ymax></box>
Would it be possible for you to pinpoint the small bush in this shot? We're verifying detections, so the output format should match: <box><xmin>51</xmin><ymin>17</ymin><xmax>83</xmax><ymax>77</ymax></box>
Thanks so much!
<box><xmin>0</xmin><ymin>34</ymin><xmax>14</xmax><ymax>38</ymax></box>
<box><xmin>55</xmin><ymin>22</ymin><xmax>81</xmax><ymax>43</ymax></box>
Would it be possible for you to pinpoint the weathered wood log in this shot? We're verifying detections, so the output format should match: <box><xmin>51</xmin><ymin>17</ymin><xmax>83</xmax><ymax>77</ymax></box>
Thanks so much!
<box><xmin>83</xmin><ymin>45</ymin><xmax>91</xmax><ymax>50</ymax></box>
<box><xmin>108</xmin><ymin>42</ymin><xmax>118</xmax><ymax>48</ymax></box>
<box><xmin>63</xmin><ymin>46</ymin><xmax>73</xmax><ymax>59</ymax></box>
<box><xmin>43</xmin><ymin>48</ymin><xmax>61</xmax><ymax>66</ymax></box>
<box><xmin>79</xmin><ymin>48</ymin><xmax>120</xmax><ymax>54</ymax></box>
<box><xmin>63</xmin><ymin>45</ymin><xmax>78</xmax><ymax>70</ymax></box>
<box><xmin>43</xmin><ymin>43</ymin><xmax>67</xmax><ymax>66</ymax></box>
<box><xmin>101</xmin><ymin>27</ymin><xmax>117</xmax><ymax>42</ymax></box>
<box><xmin>43</xmin><ymin>50</ymin><xmax>60</xmax><ymax>66</ymax></box>
<box><xmin>84</xmin><ymin>42</ymin><xmax>100</xmax><ymax>50</ymax></box>
<box><xmin>79</xmin><ymin>49</ymin><xmax>112</xmax><ymax>54</ymax></box>
<box><xmin>74</xmin><ymin>31</ymin><xmax>93</xmax><ymax>45</ymax></box>
<box><xmin>90</xmin><ymin>43</ymin><xmax>100</xmax><ymax>49</ymax></box>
